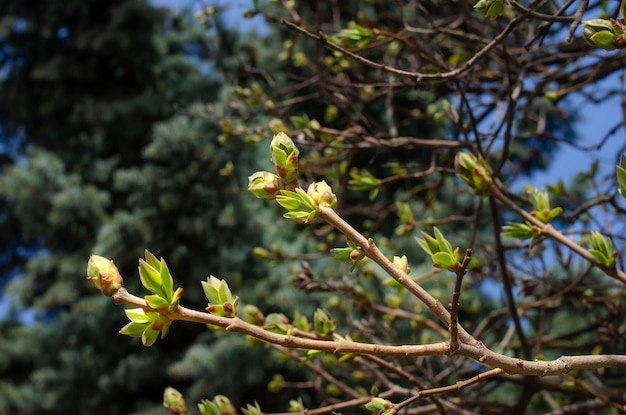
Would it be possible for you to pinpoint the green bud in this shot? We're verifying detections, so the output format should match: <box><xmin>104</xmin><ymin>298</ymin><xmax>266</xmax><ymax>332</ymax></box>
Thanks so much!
<box><xmin>267</xmin><ymin>374</ymin><xmax>284</xmax><ymax>393</ymax></box>
<box><xmin>306</xmin><ymin>180</ymin><xmax>337</xmax><ymax>209</ymax></box>
<box><xmin>264</xmin><ymin>313</ymin><xmax>291</xmax><ymax>334</ymax></box>
<box><xmin>270</xmin><ymin>132</ymin><xmax>300</xmax><ymax>184</ymax></box>
<box><xmin>365</xmin><ymin>397</ymin><xmax>394</xmax><ymax>412</ymax></box>
<box><xmin>197</xmin><ymin>396</ymin><xmax>236</xmax><ymax>415</ymax></box>
<box><xmin>163</xmin><ymin>387</ymin><xmax>187</xmax><ymax>415</ymax></box>
<box><xmin>243</xmin><ymin>304</ymin><xmax>265</xmax><ymax>326</ymax></box>
<box><xmin>252</xmin><ymin>246</ymin><xmax>271</xmax><ymax>259</ymax></box>
<box><xmin>385</xmin><ymin>292</ymin><xmax>402</xmax><ymax>309</ymax></box>
<box><xmin>582</xmin><ymin>19</ymin><xmax>619</xmax><ymax>50</ymax></box>
<box><xmin>276</xmin><ymin>187</ymin><xmax>319</xmax><ymax>222</ymax></box>
<box><xmin>119</xmin><ymin>308</ymin><xmax>171</xmax><ymax>346</ymax></box>
<box><xmin>248</xmin><ymin>171</ymin><xmax>282</xmax><ymax>200</ymax></box>
<box><xmin>616</xmin><ymin>154</ymin><xmax>626</xmax><ymax>199</ymax></box>
<box><xmin>202</xmin><ymin>276</ymin><xmax>239</xmax><ymax>317</ymax></box>
<box><xmin>241</xmin><ymin>402</ymin><xmax>264</xmax><ymax>415</ymax></box>
<box><xmin>526</xmin><ymin>186</ymin><xmax>562</xmax><ymax>223</ymax></box>
<box><xmin>86</xmin><ymin>255</ymin><xmax>123</xmax><ymax>296</ymax></box>
<box><xmin>455</xmin><ymin>152</ymin><xmax>492</xmax><ymax>196</ymax></box>
<box><xmin>502</xmin><ymin>222</ymin><xmax>536</xmax><ymax>240</ymax></box>
<box><xmin>349</xmin><ymin>168</ymin><xmax>380</xmax><ymax>200</ymax></box>
<box><xmin>214</xmin><ymin>396</ymin><xmax>236</xmax><ymax>415</ymax></box>
<box><xmin>415</xmin><ymin>227</ymin><xmax>461</xmax><ymax>272</ymax></box>
<box><xmin>293</xmin><ymin>311</ymin><xmax>311</xmax><ymax>331</ymax></box>
<box><xmin>314</xmin><ymin>308</ymin><xmax>336</xmax><ymax>339</ymax></box>
<box><xmin>288</xmin><ymin>398</ymin><xmax>305</xmax><ymax>413</ymax></box>
<box><xmin>392</xmin><ymin>255</ymin><xmax>410</xmax><ymax>274</ymax></box>
<box><xmin>324</xmin><ymin>105</ymin><xmax>339</xmax><ymax>123</ymax></box>
<box><xmin>589</xmin><ymin>231</ymin><xmax>616</xmax><ymax>269</ymax></box>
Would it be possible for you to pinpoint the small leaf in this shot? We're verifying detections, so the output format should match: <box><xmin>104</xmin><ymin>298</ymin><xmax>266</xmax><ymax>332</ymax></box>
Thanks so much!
<box><xmin>433</xmin><ymin>227</ymin><xmax>453</xmax><ymax>254</ymax></box>
<box><xmin>120</xmin><ymin>321</ymin><xmax>149</xmax><ymax>337</ymax></box>
<box><xmin>144</xmin><ymin>250</ymin><xmax>161</xmax><ymax>269</ymax></box>
<box><xmin>432</xmin><ymin>252</ymin><xmax>456</xmax><ymax>269</ymax></box>
<box><xmin>159</xmin><ymin>259</ymin><xmax>174</xmax><ymax>302</ymax></box>
<box><xmin>139</xmin><ymin>259</ymin><xmax>164</xmax><ymax>297</ymax></box>
<box><xmin>142</xmin><ymin>326</ymin><xmax>160</xmax><ymax>346</ymax></box>
<box><xmin>201</xmin><ymin>276</ymin><xmax>221</xmax><ymax>304</ymax></box>
<box><xmin>124</xmin><ymin>308</ymin><xmax>151</xmax><ymax>323</ymax></box>
<box><xmin>416</xmin><ymin>232</ymin><xmax>439</xmax><ymax>255</ymax></box>
<box><xmin>145</xmin><ymin>294</ymin><xmax>171</xmax><ymax>310</ymax></box>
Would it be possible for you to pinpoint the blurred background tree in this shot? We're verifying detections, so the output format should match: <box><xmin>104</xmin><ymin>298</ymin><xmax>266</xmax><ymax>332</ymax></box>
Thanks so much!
<box><xmin>1</xmin><ymin>0</ymin><xmax>626</xmax><ymax>414</ymax></box>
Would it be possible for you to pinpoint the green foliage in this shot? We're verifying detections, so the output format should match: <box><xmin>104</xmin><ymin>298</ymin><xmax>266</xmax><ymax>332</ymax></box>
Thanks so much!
<box><xmin>588</xmin><ymin>231</ymin><xmax>616</xmax><ymax>269</ymax></box>
<box><xmin>202</xmin><ymin>276</ymin><xmax>239</xmax><ymax>318</ymax></box>
<box><xmin>526</xmin><ymin>186</ymin><xmax>563</xmax><ymax>224</ymax></box>
<box><xmin>329</xmin><ymin>23</ymin><xmax>380</xmax><ymax>49</ymax></box>
<box><xmin>416</xmin><ymin>227</ymin><xmax>462</xmax><ymax>272</ymax></box>
<box><xmin>474</xmin><ymin>0</ymin><xmax>510</xmax><ymax>19</ymax></box>
<box><xmin>348</xmin><ymin>169</ymin><xmax>380</xmax><ymax>200</ymax></box>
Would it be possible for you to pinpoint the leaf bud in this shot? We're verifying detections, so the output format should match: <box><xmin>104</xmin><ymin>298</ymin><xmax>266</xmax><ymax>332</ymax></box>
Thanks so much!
<box><xmin>306</xmin><ymin>180</ymin><xmax>338</xmax><ymax>209</ymax></box>
<box><xmin>248</xmin><ymin>171</ymin><xmax>282</xmax><ymax>200</ymax></box>
<box><xmin>582</xmin><ymin>19</ymin><xmax>619</xmax><ymax>50</ymax></box>
<box><xmin>86</xmin><ymin>255</ymin><xmax>123</xmax><ymax>296</ymax></box>
<box><xmin>270</xmin><ymin>132</ymin><xmax>300</xmax><ymax>184</ymax></box>
<box><xmin>455</xmin><ymin>152</ymin><xmax>493</xmax><ymax>196</ymax></box>
<box><xmin>163</xmin><ymin>387</ymin><xmax>187</xmax><ymax>415</ymax></box>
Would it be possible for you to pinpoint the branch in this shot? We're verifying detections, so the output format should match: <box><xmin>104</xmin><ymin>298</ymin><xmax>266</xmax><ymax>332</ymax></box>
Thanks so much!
<box><xmin>318</xmin><ymin>206</ymin><xmax>479</xmax><ymax>346</ymax></box>
<box><xmin>490</xmin><ymin>184</ymin><xmax>626</xmax><ymax>284</ymax></box>
<box><xmin>110</xmin><ymin>287</ymin><xmax>626</xmax><ymax>376</ymax></box>
<box><xmin>450</xmin><ymin>249</ymin><xmax>472</xmax><ymax>351</ymax></box>
<box><xmin>278</xmin><ymin>17</ymin><xmax>526</xmax><ymax>85</ymax></box>
<box><xmin>112</xmin><ymin>287</ymin><xmax>449</xmax><ymax>358</ymax></box>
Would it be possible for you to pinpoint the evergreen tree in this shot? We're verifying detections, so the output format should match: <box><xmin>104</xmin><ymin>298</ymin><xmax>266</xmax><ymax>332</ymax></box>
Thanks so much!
<box><xmin>0</xmin><ymin>1</ymin><xmax>284</xmax><ymax>413</ymax></box>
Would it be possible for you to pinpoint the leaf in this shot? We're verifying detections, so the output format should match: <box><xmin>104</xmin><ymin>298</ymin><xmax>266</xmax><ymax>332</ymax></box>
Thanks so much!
<box><xmin>138</xmin><ymin>258</ymin><xmax>164</xmax><ymax>297</ymax></box>
<box><xmin>145</xmin><ymin>294</ymin><xmax>171</xmax><ymax>310</ymax></box>
<box><xmin>416</xmin><ymin>232</ymin><xmax>439</xmax><ymax>255</ymax></box>
<box><xmin>159</xmin><ymin>258</ymin><xmax>174</xmax><ymax>302</ymax></box>
<box><xmin>217</xmin><ymin>279</ymin><xmax>233</xmax><ymax>303</ymax></box>
<box><xmin>433</xmin><ymin>227</ymin><xmax>453</xmax><ymax>254</ymax></box>
<box><xmin>142</xmin><ymin>326</ymin><xmax>160</xmax><ymax>346</ymax></box>
<box><xmin>144</xmin><ymin>249</ymin><xmax>161</xmax><ymax>270</ymax></box>
<box><xmin>201</xmin><ymin>278</ymin><xmax>220</xmax><ymax>304</ymax></box>
<box><xmin>432</xmin><ymin>252</ymin><xmax>456</xmax><ymax>269</ymax></box>
<box><xmin>119</xmin><ymin>321</ymin><xmax>148</xmax><ymax>337</ymax></box>
<box><xmin>124</xmin><ymin>308</ymin><xmax>151</xmax><ymax>323</ymax></box>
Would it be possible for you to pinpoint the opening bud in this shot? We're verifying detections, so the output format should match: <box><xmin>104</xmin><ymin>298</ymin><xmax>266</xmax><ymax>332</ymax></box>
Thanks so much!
<box><xmin>248</xmin><ymin>171</ymin><xmax>282</xmax><ymax>200</ymax></box>
<box><xmin>87</xmin><ymin>255</ymin><xmax>123</xmax><ymax>296</ymax></box>
<box><xmin>270</xmin><ymin>132</ymin><xmax>300</xmax><ymax>184</ymax></box>
<box><xmin>306</xmin><ymin>180</ymin><xmax>337</xmax><ymax>209</ymax></box>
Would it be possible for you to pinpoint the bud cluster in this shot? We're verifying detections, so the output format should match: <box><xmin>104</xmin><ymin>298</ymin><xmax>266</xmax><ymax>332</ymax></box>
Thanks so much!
<box><xmin>248</xmin><ymin>132</ymin><xmax>337</xmax><ymax>222</ymax></box>
<box><xmin>455</xmin><ymin>152</ymin><xmax>493</xmax><ymax>196</ymax></box>
<box><xmin>582</xmin><ymin>18</ymin><xmax>626</xmax><ymax>51</ymax></box>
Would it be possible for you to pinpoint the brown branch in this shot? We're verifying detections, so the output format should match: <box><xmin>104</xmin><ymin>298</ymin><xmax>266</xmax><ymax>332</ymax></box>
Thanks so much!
<box><xmin>278</xmin><ymin>16</ymin><xmax>526</xmax><ymax>85</ymax></box>
<box><xmin>318</xmin><ymin>206</ymin><xmax>479</xmax><ymax>346</ymax></box>
<box><xmin>450</xmin><ymin>249</ymin><xmax>472</xmax><ymax>351</ymax></box>
<box><xmin>110</xmin><ymin>287</ymin><xmax>626</xmax><ymax>376</ymax></box>
<box><xmin>395</xmin><ymin>368</ymin><xmax>505</xmax><ymax>412</ymax></box>
<box><xmin>458</xmin><ymin>343</ymin><xmax>626</xmax><ymax>375</ymax></box>
<box><xmin>112</xmin><ymin>287</ymin><xmax>449</xmax><ymax>358</ymax></box>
